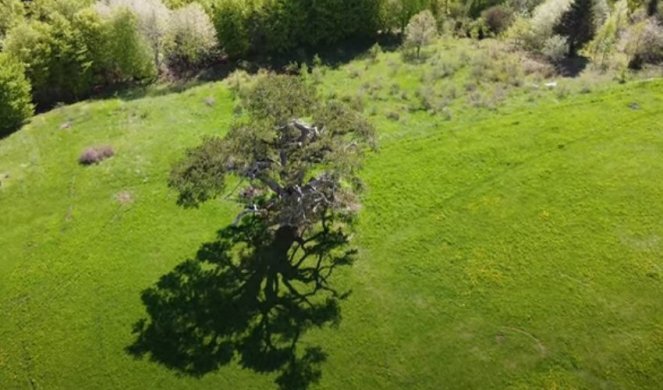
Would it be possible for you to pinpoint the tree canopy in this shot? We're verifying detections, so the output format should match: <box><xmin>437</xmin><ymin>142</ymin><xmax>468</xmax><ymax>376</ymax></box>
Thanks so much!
<box><xmin>169</xmin><ymin>74</ymin><xmax>376</xmax><ymax>235</ymax></box>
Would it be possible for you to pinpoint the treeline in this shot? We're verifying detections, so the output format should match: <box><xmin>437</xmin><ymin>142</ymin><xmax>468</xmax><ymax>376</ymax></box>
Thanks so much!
<box><xmin>0</xmin><ymin>0</ymin><xmax>219</xmax><ymax>106</ymax></box>
<box><xmin>0</xmin><ymin>0</ymin><xmax>463</xmax><ymax>134</ymax></box>
<box><xmin>1</xmin><ymin>0</ymin><xmax>662</xmax><ymax>135</ymax></box>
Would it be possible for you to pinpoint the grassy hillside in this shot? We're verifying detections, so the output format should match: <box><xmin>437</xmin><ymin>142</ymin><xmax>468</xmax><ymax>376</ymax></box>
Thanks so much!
<box><xmin>1</xmin><ymin>39</ymin><xmax>663</xmax><ymax>389</ymax></box>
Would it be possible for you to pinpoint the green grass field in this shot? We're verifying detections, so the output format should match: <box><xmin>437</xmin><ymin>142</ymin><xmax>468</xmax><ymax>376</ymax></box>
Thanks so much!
<box><xmin>2</xmin><ymin>39</ymin><xmax>663</xmax><ymax>389</ymax></box>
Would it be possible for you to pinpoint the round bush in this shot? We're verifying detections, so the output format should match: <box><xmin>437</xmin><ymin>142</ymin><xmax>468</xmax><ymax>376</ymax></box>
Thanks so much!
<box><xmin>0</xmin><ymin>53</ymin><xmax>34</xmax><ymax>136</ymax></box>
<box><xmin>482</xmin><ymin>5</ymin><xmax>515</xmax><ymax>35</ymax></box>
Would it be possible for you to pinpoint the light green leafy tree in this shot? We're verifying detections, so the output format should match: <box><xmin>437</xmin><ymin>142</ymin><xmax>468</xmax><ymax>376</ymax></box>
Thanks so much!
<box><xmin>0</xmin><ymin>53</ymin><xmax>34</xmax><ymax>135</ymax></box>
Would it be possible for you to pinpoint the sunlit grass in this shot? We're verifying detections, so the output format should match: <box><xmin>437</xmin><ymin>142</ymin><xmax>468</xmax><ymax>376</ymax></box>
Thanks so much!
<box><xmin>1</xmin><ymin>38</ymin><xmax>662</xmax><ymax>389</ymax></box>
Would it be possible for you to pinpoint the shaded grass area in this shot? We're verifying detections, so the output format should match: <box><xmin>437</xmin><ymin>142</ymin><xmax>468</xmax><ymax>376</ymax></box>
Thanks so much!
<box><xmin>1</xmin><ymin>38</ymin><xmax>663</xmax><ymax>389</ymax></box>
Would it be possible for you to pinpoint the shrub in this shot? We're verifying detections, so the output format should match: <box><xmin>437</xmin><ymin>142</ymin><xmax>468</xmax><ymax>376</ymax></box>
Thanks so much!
<box><xmin>386</xmin><ymin>111</ymin><xmax>400</xmax><ymax>121</ymax></box>
<box><xmin>621</xmin><ymin>17</ymin><xmax>663</xmax><ymax>68</ymax></box>
<box><xmin>441</xmin><ymin>84</ymin><xmax>457</xmax><ymax>100</ymax></box>
<box><xmin>507</xmin><ymin>0</ymin><xmax>573</xmax><ymax>49</ymax></box>
<box><xmin>468</xmin><ymin>17</ymin><xmax>489</xmax><ymax>39</ymax></box>
<box><xmin>592</xmin><ymin>0</ymin><xmax>610</xmax><ymax>30</ymax></box>
<box><xmin>368</xmin><ymin>43</ymin><xmax>383</xmax><ymax>63</ymax></box>
<box><xmin>522</xmin><ymin>57</ymin><xmax>556</xmax><ymax>77</ymax></box>
<box><xmin>585</xmin><ymin>0</ymin><xmax>629</xmax><ymax>69</ymax></box>
<box><xmin>469</xmin><ymin>51</ymin><xmax>491</xmax><ymax>80</ymax></box>
<box><xmin>542</xmin><ymin>34</ymin><xmax>569</xmax><ymax>62</ymax></box>
<box><xmin>0</xmin><ymin>53</ymin><xmax>34</xmax><ymax>135</ymax></box>
<box><xmin>440</xmin><ymin>106</ymin><xmax>452</xmax><ymax>121</ymax></box>
<box><xmin>167</xmin><ymin>3</ymin><xmax>218</xmax><ymax>67</ymax></box>
<box><xmin>340</xmin><ymin>94</ymin><xmax>366</xmax><ymax>112</ymax></box>
<box><xmin>387</xmin><ymin>59</ymin><xmax>401</xmax><ymax>76</ymax></box>
<box><xmin>555</xmin><ymin>83</ymin><xmax>571</xmax><ymax>98</ymax></box>
<box><xmin>530</xmin><ymin>0</ymin><xmax>573</xmax><ymax>42</ymax></box>
<box><xmin>482</xmin><ymin>5</ymin><xmax>515</xmax><ymax>35</ymax></box>
<box><xmin>509</xmin><ymin>0</ymin><xmax>547</xmax><ymax>14</ymax></box>
<box><xmin>204</xmin><ymin>96</ymin><xmax>215</xmax><ymax>106</ymax></box>
<box><xmin>224</xmin><ymin>69</ymin><xmax>255</xmax><ymax>98</ymax></box>
<box><xmin>79</xmin><ymin>145</ymin><xmax>115</xmax><ymax>165</ymax></box>
<box><xmin>389</xmin><ymin>83</ymin><xmax>401</xmax><ymax>96</ymax></box>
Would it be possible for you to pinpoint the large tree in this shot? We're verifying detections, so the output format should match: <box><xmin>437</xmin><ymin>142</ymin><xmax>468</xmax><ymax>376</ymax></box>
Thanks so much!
<box><xmin>169</xmin><ymin>74</ymin><xmax>375</xmax><ymax>237</ymax></box>
<box><xmin>133</xmin><ymin>74</ymin><xmax>376</xmax><ymax>388</ymax></box>
<box><xmin>554</xmin><ymin>0</ymin><xmax>595</xmax><ymax>56</ymax></box>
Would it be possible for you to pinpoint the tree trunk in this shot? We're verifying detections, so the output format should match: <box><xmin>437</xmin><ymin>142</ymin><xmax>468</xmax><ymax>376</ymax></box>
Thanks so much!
<box><xmin>273</xmin><ymin>225</ymin><xmax>298</xmax><ymax>258</ymax></box>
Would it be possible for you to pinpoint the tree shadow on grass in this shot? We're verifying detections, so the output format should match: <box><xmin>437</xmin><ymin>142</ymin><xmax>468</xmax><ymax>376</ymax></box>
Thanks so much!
<box><xmin>127</xmin><ymin>218</ymin><xmax>355</xmax><ymax>390</ymax></box>
<box><xmin>556</xmin><ymin>56</ymin><xmax>589</xmax><ymax>77</ymax></box>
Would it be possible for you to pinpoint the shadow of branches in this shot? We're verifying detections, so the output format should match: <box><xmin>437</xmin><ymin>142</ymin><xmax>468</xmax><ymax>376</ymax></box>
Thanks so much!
<box><xmin>127</xmin><ymin>217</ymin><xmax>355</xmax><ymax>389</ymax></box>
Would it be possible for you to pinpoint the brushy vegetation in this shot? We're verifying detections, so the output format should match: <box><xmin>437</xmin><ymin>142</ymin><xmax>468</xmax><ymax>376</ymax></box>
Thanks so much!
<box><xmin>78</xmin><ymin>145</ymin><xmax>115</xmax><ymax>165</ymax></box>
<box><xmin>2</xmin><ymin>32</ymin><xmax>663</xmax><ymax>388</ymax></box>
<box><xmin>1</xmin><ymin>0</ymin><xmax>663</xmax><ymax>125</ymax></box>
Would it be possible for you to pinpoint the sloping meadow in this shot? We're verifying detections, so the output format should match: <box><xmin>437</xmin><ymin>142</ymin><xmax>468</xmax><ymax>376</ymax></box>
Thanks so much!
<box><xmin>1</xmin><ymin>41</ymin><xmax>663</xmax><ymax>388</ymax></box>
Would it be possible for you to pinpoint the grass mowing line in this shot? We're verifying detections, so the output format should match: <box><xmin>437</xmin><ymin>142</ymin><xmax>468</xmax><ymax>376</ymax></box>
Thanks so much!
<box><xmin>3</xmin><ymin>188</ymin><xmax>137</xmax><ymax>338</ymax></box>
<box><xmin>499</xmin><ymin>326</ymin><xmax>547</xmax><ymax>356</ymax></box>
<box><xmin>375</xmin><ymin>84</ymin><xmax>644</xmax><ymax>148</ymax></box>
<box><xmin>366</xmin><ymin>88</ymin><xmax>651</xmax><ymax>246</ymax></box>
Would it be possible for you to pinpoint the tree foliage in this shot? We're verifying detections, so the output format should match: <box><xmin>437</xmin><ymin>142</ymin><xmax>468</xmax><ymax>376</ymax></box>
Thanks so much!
<box><xmin>542</xmin><ymin>34</ymin><xmax>569</xmax><ymax>61</ymax></box>
<box><xmin>205</xmin><ymin>0</ymin><xmax>251</xmax><ymax>57</ymax></box>
<box><xmin>79</xmin><ymin>6</ymin><xmax>156</xmax><ymax>83</ymax></box>
<box><xmin>0</xmin><ymin>53</ymin><xmax>34</xmax><ymax>136</ymax></box>
<box><xmin>621</xmin><ymin>16</ymin><xmax>663</xmax><ymax>68</ymax></box>
<box><xmin>103</xmin><ymin>0</ymin><xmax>172</xmax><ymax>69</ymax></box>
<box><xmin>585</xmin><ymin>0</ymin><xmax>629</xmax><ymax>69</ymax></box>
<box><xmin>381</xmin><ymin>0</ymin><xmax>431</xmax><ymax>33</ymax></box>
<box><xmin>507</xmin><ymin>0</ymin><xmax>605</xmax><ymax>57</ymax></box>
<box><xmin>3</xmin><ymin>14</ymin><xmax>94</xmax><ymax>105</ymax></box>
<box><xmin>554</xmin><ymin>0</ymin><xmax>594</xmax><ymax>55</ymax></box>
<box><xmin>481</xmin><ymin>5</ymin><xmax>515</xmax><ymax>34</ymax></box>
<box><xmin>170</xmin><ymin>74</ymin><xmax>375</xmax><ymax>231</ymax></box>
<box><xmin>405</xmin><ymin>10</ymin><xmax>438</xmax><ymax>58</ymax></box>
<box><xmin>167</xmin><ymin>2</ymin><xmax>218</xmax><ymax>67</ymax></box>
<box><xmin>0</xmin><ymin>0</ymin><xmax>24</xmax><ymax>39</ymax></box>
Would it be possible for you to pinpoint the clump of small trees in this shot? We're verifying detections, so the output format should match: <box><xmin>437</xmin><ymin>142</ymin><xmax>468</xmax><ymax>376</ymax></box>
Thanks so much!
<box><xmin>507</xmin><ymin>0</ymin><xmax>663</xmax><ymax>69</ymax></box>
<box><xmin>0</xmin><ymin>0</ymin><xmax>218</xmax><ymax>110</ymax></box>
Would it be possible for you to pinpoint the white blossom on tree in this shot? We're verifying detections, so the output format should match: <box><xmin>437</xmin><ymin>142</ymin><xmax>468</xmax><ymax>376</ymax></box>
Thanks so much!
<box><xmin>167</xmin><ymin>3</ymin><xmax>218</xmax><ymax>66</ymax></box>
<box><xmin>99</xmin><ymin>0</ymin><xmax>171</xmax><ymax>69</ymax></box>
